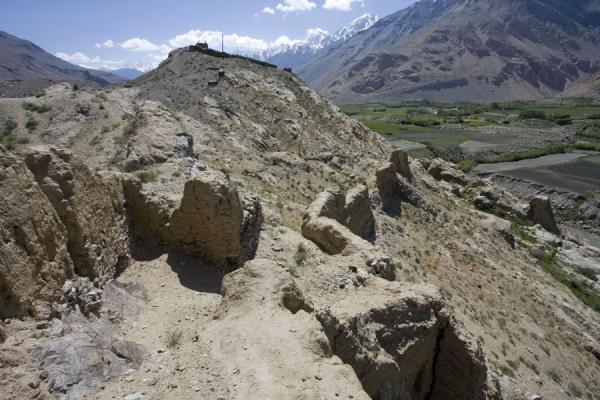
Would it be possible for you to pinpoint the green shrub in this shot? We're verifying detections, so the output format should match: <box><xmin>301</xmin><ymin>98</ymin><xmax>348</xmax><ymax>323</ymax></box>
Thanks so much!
<box><xmin>1</xmin><ymin>132</ymin><xmax>16</xmax><ymax>149</ymax></box>
<box><xmin>458</xmin><ymin>159</ymin><xmax>477</xmax><ymax>172</ymax></box>
<box><xmin>518</xmin><ymin>110</ymin><xmax>547</xmax><ymax>120</ymax></box>
<box><xmin>294</xmin><ymin>243</ymin><xmax>308</xmax><ymax>266</ymax></box>
<box><xmin>510</xmin><ymin>223</ymin><xmax>538</xmax><ymax>244</ymax></box>
<box><xmin>498</xmin><ymin>365</ymin><xmax>515</xmax><ymax>377</ymax></box>
<box><xmin>134</xmin><ymin>170</ymin><xmax>160</xmax><ymax>183</ymax></box>
<box><xmin>75</xmin><ymin>104</ymin><xmax>90</xmax><ymax>116</ymax></box>
<box><xmin>165</xmin><ymin>329</ymin><xmax>183</xmax><ymax>349</ymax></box>
<box><xmin>122</xmin><ymin>118</ymin><xmax>137</xmax><ymax>139</ymax></box>
<box><xmin>22</xmin><ymin>102</ymin><xmax>51</xmax><ymax>113</ymax></box>
<box><xmin>484</xmin><ymin>145</ymin><xmax>566</xmax><ymax>163</ymax></box>
<box><xmin>1</xmin><ymin>119</ymin><xmax>17</xmax><ymax>136</ymax></box>
<box><xmin>25</xmin><ymin>117</ymin><xmax>38</xmax><ymax>132</ymax></box>
<box><xmin>547</xmin><ymin>369</ymin><xmax>562</xmax><ymax>384</ymax></box>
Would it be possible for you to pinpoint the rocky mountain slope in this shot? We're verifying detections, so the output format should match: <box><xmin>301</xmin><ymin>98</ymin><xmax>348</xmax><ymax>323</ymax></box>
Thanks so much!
<box><xmin>0</xmin><ymin>31</ymin><xmax>124</xmax><ymax>85</ymax></box>
<box><xmin>560</xmin><ymin>71</ymin><xmax>600</xmax><ymax>98</ymax></box>
<box><xmin>300</xmin><ymin>0</ymin><xmax>600</xmax><ymax>103</ymax></box>
<box><xmin>0</xmin><ymin>45</ymin><xmax>599</xmax><ymax>400</ymax></box>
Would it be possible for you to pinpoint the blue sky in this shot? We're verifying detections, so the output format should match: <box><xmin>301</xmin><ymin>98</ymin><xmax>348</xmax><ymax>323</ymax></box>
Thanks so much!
<box><xmin>0</xmin><ymin>0</ymin><xmax>417</xmax><ymax>71</ymax></box>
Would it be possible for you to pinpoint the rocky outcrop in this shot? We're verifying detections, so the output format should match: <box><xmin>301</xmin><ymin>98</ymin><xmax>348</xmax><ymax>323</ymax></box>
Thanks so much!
<box><xmin>22</xmin><ymin>146</ymin><xmax>130</xmax><ymax>279</ymax></box>
<box><xmin>389</xmin><ymin>149</ymin><xmax>413</xmax><ymax>181</ymax></box>
<box><xmin>301</xmin><ymin>187</ymin><xmax>374</xmax><ymax>254</ymax></box>
<box><xmin>466</xmin><ymin>179</ymin><xmax>528</xmax><ymax>220</ymax></box>
<box><xmin>427</xmin><ymin>159</ymin><xmax>469</xmax><ymax>186</ymax></box>
<box><xmin>33</xmin><ymin>310</ymin><xmax>149</xmax><ymax>397</ymax></box>
<box><xmin>0</xmin><ymin>146</ymin><xmax>73</xmax><ymax>318</ymax></box>
<box><xmin>528</xmin><ymin>196</ymin><xmax>560</xmax><ymax>236</ymax></box>
<box><xmin>317</xmin><ymin>279</ymin><xmax>500</xmax><ymax>400</ymax></box>
<box><xmin>343</xmin><ymin>185</ymin><xmax>376</xmax><ymax>240</ymax></box>
<box><xmin>376</xmin><ymin>162</ymin><xmax>426</xmax><ymax>213</ymax></box>
<box><xmin>209</xmin><ymin>258</ymin><xmax>370</xmax><ymax>399</ymax></box>
<box><xmin>124</xmin><ymin>166</ymin><xmax>262</xmax><ymax>270</ymax></box>
<box><xmin>124</xmin><ymin>101</ymin><xmax>195</xmax><ymax>172</ymax></box>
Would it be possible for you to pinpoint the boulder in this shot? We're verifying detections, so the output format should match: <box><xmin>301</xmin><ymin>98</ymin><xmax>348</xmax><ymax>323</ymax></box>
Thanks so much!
<box><xmin>528</xmin><ymin>196</ymin><xmax>560</xmax><ymax>236</ymax></box>
<box><xmin>0</xmin><ymin>146</ymin><xmax>73</xmax><ymax>318</ymax></box>
<box><xmin>124</xmin><ymin>167</ymin><xmax>262</xmax><ymax>271</ymax></box>
<box><xmin>301</xmin><ymin>187</ymin><xmax>374</xmax><ymax>254</ymax></box>
<box><xmin>366</xmin><ymin>254</ymin><xmax>397</xmax><ymax>281</ymax></box>
<box><xmin>302</xmin><ymin>216</ymin><xmax>366</xmax><ymax>255</ymax></box>
<box><xmin>427</xmin><ymin>159</ymin><xmax>469</xmax><ymax>186</ymax></box>
<box><xmin>317</xmin><ymin>279</ymin><xmax>500</xmax><ymax>400</ymax></box>
<box><xmin>22</xmin><ymin>146</ymin><xmax>130</xmax><ymax>279</ymax></box>
<box><xmin>389</xmin><ymin>149</ymin><xmax>412</xmax><ymax>181</ymax></box>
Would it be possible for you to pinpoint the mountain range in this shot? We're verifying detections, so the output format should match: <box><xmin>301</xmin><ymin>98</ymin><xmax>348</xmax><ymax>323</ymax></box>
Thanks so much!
<box><xmin>0</xmin><ymin>31</ymin><xmax>124</xmax><ymax>85</ymax></box>
<box><xmin>259</xmin><ymin>13</ymin><xmax>379</xmax><ymax>72</ymax></box>
<box><xmin>298</xmin><ymin>0</ymin><xmax>600</xmax><ymax>103</ymax></box>
<box><xmin>2</xmin><ymin>0</ymin><xmax>600</xmax><ymax>102</ymax></box>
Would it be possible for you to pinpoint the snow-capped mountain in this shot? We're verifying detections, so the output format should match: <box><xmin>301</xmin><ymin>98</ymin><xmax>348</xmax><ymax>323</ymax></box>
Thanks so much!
<box><xmin>259</xmin><ymin>13</ymin><xmax>379</xmax><ymax>71</ymax></box>
<box><xmin>330</xmin><ymin>13</ymin><xmax>379</xmax><ymax>44</ymax></box>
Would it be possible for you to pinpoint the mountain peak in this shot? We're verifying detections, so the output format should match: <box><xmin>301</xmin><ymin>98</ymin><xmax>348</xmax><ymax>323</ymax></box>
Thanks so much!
<box><xmin>331</xmin><ymin>13</ymin><xmax>379</xmax><ymax>42</ymax></box>
<box><xmin>260</xmin><ymin>13</ymin><xmax>379</xmax><ymax>71</ymax></box>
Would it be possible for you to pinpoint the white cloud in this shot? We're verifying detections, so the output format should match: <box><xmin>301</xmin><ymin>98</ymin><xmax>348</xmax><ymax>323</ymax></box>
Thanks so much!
<box><xmin>275</xmin><ymin>0</ymin><xmax>316</xmax><ymax>13</ymax></box>
<box><xmin>56</xmin><ymin>51</ymin><xmax>91</xmax><ymax>64</ymax></box>
<box><xmin>262</xmin><ymin>6</ymin><xmax>275</xmax><ymax>14</ymax></box>
<box><xmin>120</xmin><ymin>37</ymin><xmax>170</xmax><ymax>53</ymax></box>
<box><xmin>56</xmin><ymin>50</ymin><xmax>158</xmax><ymax>72</ymax></box>
<box><xmin>323</xmin><ymin>0</ymin><xmax>363</xmax><ymax>11</ymax></box>
<box><xmin>168</xmin><ymin>30</ymin><xmax>269</xmax><ymax>52</ymax></box>
<box><xmin>272</xmin><ymin>35</ymin><xmax>301</xmax><ymax>47</ymax></box>
<box><xmin>95</xmin><ymin>39</ymin><xmax>114</xmax><ymax>48</ymax></box>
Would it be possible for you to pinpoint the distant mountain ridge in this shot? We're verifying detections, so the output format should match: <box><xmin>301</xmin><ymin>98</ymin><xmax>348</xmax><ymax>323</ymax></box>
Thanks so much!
<box><xmin>110</xmin><ymin>68</ymin><xmax>144</xmax><ymax>80</ymax></box>
<box><xmin>299</xmin><ymin>0</ymin><xmax>600</xmax><ymax>103</ymax></box>
<box><xmin>257</xmin><ymin>13</ymin><xmax>379</xmax><ymax>71</ymax></box>
<box><xmin>0</xmin><ymin>31</ymin><xmax>124</xmax><ymax>85</ymax></box>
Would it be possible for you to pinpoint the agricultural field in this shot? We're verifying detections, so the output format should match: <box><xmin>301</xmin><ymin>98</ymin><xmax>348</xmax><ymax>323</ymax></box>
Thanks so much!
<box><xmin>341</xmin><ymin>99</ymin><xmax>600</xmax><ymax>169</ymax></box>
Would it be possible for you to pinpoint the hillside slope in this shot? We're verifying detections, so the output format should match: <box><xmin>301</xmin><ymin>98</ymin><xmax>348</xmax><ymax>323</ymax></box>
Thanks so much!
<box><xmin>0</xmin><ymin>31</ymin><xmax>124</xmax><ymax>85</ymax></box>
<box><xmin>0</xmin><ymin>46</ymin><xmax>599</xmax><ymax>400</ymax></box>
<box><xmin>301</xmin><ymin>0</ymin><xmax>600</xmax><ymax>103</ymax></box>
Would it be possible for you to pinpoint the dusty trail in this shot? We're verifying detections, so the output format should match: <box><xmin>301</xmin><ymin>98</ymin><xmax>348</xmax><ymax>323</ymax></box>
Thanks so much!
<box><xmin>97</xmin><ymin>255</ymin><xmax>231</xmax><ymax>400</ymax></box>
